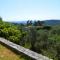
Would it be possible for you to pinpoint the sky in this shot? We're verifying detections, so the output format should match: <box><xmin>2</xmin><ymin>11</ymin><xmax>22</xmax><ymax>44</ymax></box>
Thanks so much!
<box><xmin>0</xmin><ymin>0</ymin><xmax>60</xmax><ymax>21</ymax></box>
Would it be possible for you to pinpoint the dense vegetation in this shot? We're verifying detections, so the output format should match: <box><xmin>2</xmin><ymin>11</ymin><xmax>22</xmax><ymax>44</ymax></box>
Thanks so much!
<box><xmin>0</xmin><ymin>17</ymin><xmax>60</xmax><ymax>60</ymax></box>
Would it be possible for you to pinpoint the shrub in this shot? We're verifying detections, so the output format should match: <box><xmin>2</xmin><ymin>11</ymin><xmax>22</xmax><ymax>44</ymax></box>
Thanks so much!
<box><xmin>8</xmin><ymin>36</ymin><xmax>20</xmax><ymax>44</ymax></box>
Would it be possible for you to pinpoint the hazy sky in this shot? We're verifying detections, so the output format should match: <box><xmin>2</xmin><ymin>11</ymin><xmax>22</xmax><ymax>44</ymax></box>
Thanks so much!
<box><xmin>0</xmin><ymin>0</ymin><xmax>60</xmax><ymax>21</ymax></box>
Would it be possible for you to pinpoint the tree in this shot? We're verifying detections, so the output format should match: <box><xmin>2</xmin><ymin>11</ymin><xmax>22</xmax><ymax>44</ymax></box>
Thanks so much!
<box><xmin>0</xmin><ymin>17</ymin><xmax>2</xmax><ymax>21</ymax></box>
<box><xmin>27</xmin><ymin>20</ymin><xmax>32</xmax><ymax>26</ymax></box>
<box><xmin>29</xmin><ymin>27</ymin><xmax>37</xmax><ymax>50</ymax></box>
<box><xmin>33</xmin><ymin>20</ymin><xmax>44</xmax><ymax>26</ymax></box>
<box><xmin>34</xmin><ymin>30</ymin><xmax>49</xmax><ymax>53</ymax></box>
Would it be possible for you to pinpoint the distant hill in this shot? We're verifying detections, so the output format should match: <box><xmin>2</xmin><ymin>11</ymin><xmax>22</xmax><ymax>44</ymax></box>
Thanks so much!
<box><xmin>44</xmin><ymin>20</ymin><xmax>60</xmax><ymax>26</ymax></box>
<box><xmin>14</xmin><ymin>21</ymin><xmax>27</xmax><ymax>24</ymax></box>
<box><xmin>8</xmin><ymin>21</ymin><xmax>27</xmax><ymax>24</ymax></box>
<box><xmin>7</xmin><ymin>20</ymin><xmax>60</xmax><ymax>26</ymax></box>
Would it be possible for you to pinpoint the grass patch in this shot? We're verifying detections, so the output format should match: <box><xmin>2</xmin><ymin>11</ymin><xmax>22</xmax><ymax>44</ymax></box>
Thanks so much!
<box><xmin>0</xmin><ymin>44</ymin><xmax>28</xmax><ymax>60</ymax></box>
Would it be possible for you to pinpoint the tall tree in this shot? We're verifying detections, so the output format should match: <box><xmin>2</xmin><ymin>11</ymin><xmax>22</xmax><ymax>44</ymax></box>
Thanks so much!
<box><xmin>0</xmin><ymin>17</ymin><xmax>2</xmax><ymax>21</ymax></box>
<box><xmin>33</xmin><ymin>20</ymin><xmax>44</xmax><ymax>26</ymax></box>
<box><xmin>27</xmin><ymin>20</ymin><xmax>32</xmax><ymax>26</ymax></box>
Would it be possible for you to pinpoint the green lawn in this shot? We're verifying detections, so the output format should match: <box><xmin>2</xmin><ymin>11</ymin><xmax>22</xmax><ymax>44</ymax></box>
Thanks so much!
<box><xmin>0</xmin><ymin>44</ymin><xmax>26</xmax><ymax>60</ymax></box>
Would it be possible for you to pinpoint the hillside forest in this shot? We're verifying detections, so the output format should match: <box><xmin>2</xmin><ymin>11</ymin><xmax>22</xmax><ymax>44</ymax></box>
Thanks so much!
<box><xmin>0</xmin><ymin>17</ymin><xmax>60</xmax><ymax>60</ymax></box>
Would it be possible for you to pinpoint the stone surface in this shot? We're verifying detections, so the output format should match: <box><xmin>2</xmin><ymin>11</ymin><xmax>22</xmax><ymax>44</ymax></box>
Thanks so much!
<box><xmin>0</xmin><ymin>37</ymin><xmax>53</xmax><ymax>60</ymax></box>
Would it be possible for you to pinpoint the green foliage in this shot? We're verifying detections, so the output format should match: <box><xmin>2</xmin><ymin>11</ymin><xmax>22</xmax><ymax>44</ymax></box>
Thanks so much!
<box><xmin>22</xmin><ymin>25</ymin><xmax>60</xmax><ymax>60</ymax></box>
<box><xmin>0</xmin><ymin>17</ymin><xmax>2</xmax><ymax>21</ymax></box>
<box><xmin>34</xmin><ymin>30</ymin><xmax>48</xmax><ymax>53</ymax></box>
<box><xmin>0</xmin><ymin>18</ymin><xmax>60</xmax><ymax>60</ymax></box>
<box><xmin>0</xmin><ymin>20</ymin><xmax>23</xmax><ymax>44</ymax></box>
<box><xmin>8</xmin><ymin>36</ymin><xmax>20</xmax><ymax>44</ymax></box>
<box><xmin>1</xmin><ymin>28</ymin><xmax>9</xmax><ymax>38</ymax></box>
<box><xmin>33</xmin><ymin>21</ymin><xmax>44</xmax><ymax>26</ymax></box>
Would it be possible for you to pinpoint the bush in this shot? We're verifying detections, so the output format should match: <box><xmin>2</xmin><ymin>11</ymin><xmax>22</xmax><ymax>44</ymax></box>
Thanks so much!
<box><xmin>8</xmin><ymin>36</ymin><xmax>20</xmax><ymax>44</ymax></box>
<box><xmin>0</xmin><ymin>28</ymin><xmax>9</xmax><ymax>38</ymax></box>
